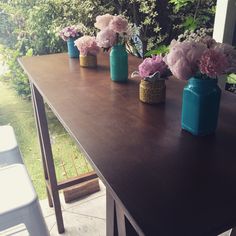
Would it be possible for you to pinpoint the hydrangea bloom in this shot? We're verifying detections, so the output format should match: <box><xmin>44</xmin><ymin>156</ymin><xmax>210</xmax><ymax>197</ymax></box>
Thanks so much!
<box><xmin>138</xmin><ymin>55</ymin><xmax>167</xmax><ymax>78</ymax></box>
<box><xmin>96</xmin><ymin>27</ymin><xmax>116</xmax><ymax>48</ymax></box>
<box><xmin>95</xmin><ymin>14</ymin><xmax>134</xmax><ymax>50</ymax></box>
<box><xmin>213</xmin><ymin>43</ymin><xmax>236</xmax><ymax>73</ymax></box>
<box><xmin>164</xmin><ymin>40</ymin><xmax>207</xmax><ymax>80</ymax></box>
<box><xmin>74</xmin><ymin>36</ymin><xmax>100</xmax><ymax>56</ymax></box>
<box><xmin>59</xmin><ymin>25</ymin><xmax>83</xmax><ymax>41</ymax></box>
<box><xmin>165</xmin><ymin>35</ymin><xmax>236</xmax><ymax>80</ymax></box>
<box><xmin>199</xmin><ymin>49</ymin><xmax>229</xmax><ymax>78</ymax></box>
<box><xmin>199</xmin><ymin>36</ymin><xmax>216</xmax><ymax>48</ymax></box>
<box><xmin>109</xmin><ymin>15</ymin><xmax>128</xmax><ymax>33</ymax></box>
<box><xmin>94</xmin><ymin>14</ymin><xmax>113</xmax><ymax>30</ymax></box>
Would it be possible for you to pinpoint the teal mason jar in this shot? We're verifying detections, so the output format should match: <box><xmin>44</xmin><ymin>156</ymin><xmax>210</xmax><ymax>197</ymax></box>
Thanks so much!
<box><xmin>67</xmin><ymin>38</ymin><xmax>79</xmax><ymax>58</ymax></box>
<box><xmin>110</xmin><ymin>44</ymin><xmax>128</xmax><ymax>82</ymax></box>
<box><xmin>181</xmin><ymin>77</ymin><xmax>221</xmax><ymax>136</ymax></box>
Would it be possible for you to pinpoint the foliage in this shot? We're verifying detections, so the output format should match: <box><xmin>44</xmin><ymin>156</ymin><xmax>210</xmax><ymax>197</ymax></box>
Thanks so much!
<box><xmin>169</xmin><ymin>0</ymin><xmax>192</xmax><ymax>12</ymax></box>
<box><xmin>226</xmin><ymin>73</ymin><xmax>236</xmax><ymax>94</ymax></box>
<box><xmin>0</xmin><ymin>46</ymin><xmax>31</xmax><ymax>98</ymax></box>
<box><xmin>228</xmin><ymin>73</ymin><xmax>236</xmax><ymax>84</ymax></box>
<box><xmin>110</xmin><ymin>0</ymin><xmax>171</xmax><ymax>53</ymax></box>
<box><xmin>143</xmin><ymin>0</ymin><xmax>216</xmax><ymax>57</ymax></box>
<box><xmin>145</xmin><ymin>45</ymin><xmax>169</xmax><ymax>57</ymax></box>
<box><xmin>169</xmin><ymin>0</ymin><xmax>216</xmax><ymax>32</ymax></box>
<box><xmin>0</xmin><ymin>0</ymin><xmax>114</xmax><ymax>96</ymax></box>
<box><xmin>109</xmin><ymin>0</ymin><xmax>216</xmax><ymax>53</ymax></box>
<box><xmin>0</xmin><ymin>0</ymin><xmax>217</xmax><ymax>96</ymax></box>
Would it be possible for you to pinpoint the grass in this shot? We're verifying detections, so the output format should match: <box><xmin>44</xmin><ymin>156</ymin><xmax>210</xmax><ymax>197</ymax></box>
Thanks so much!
<box><xmin>0</xmin><ymin>81</ymin><xmax>92</xmax><ymax>199</ymax></box>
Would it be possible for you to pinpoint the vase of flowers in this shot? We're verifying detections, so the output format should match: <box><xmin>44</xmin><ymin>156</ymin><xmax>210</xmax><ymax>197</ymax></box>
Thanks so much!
<box><xmin>75</xmin><ymin>36</ymin><xmax>100</xmax><ymax>68</ymax></box>
<box><xmin>59</xmin><ymin>25</ymin><xmax>83</xmax><ymax>58</ymax></box>
<box><xmin>133</xmin><ymin>55</ymin><xmax>169</xmax><ymax>104</ymax></box>
<box><xmin>110</xmin><ymin>44</ymin><xmax>128</xmax><ymax>82</ymax></box>
<box><xmin>182</xmin><ymin>76</ymin><xmax>221</xmax><ymax>135</ymax></box>
<box><xmin>95</xmin><ymin>14</ymin><xmax>134</xmax><ymax>82</ymax></box>
<box><xmin>164</xmin><ymin>36</ymin><xmax>236</xmax><ymax>136</ymax></box>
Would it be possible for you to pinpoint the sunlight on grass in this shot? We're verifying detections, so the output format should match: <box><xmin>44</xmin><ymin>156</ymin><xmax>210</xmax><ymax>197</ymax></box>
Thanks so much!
<box><xmin>0</xmin><ymin>81</ymin><xmax>92</xmax><ymax>199</ymax></box>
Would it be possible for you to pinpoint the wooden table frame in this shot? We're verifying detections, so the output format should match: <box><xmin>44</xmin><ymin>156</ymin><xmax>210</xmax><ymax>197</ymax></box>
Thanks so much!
<box><xmin>30</xmin><ymin>82</ymin><xmax>143</xmax><ymax>235</ymax></box>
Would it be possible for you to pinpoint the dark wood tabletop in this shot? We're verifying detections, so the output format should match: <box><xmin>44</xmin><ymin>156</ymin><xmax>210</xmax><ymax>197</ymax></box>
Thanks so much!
<box><xmin>19</xmin><ymin>53</ymin><xmax>236</xmax><ymax>236</ymax></box>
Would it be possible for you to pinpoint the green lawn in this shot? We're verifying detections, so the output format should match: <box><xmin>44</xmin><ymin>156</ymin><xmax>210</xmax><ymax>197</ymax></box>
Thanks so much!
<box><xmin>0</xmin><ymin>81</ymin><xmax>92</xmax><ymax>199</ymax></box>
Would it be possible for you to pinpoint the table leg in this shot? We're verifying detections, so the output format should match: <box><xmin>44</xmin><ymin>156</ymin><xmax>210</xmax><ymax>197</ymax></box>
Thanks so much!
<box><xmin>106</xmin><ymin>189</ymin><xmax>118</xmax><ymax>236</ymax></box>
<box><xmin>107</xmin><ymin>189</ymin><xmax>143</xmax><ymax>236</ymax></box>
<box><xmin>116</xmin><ymin>202</ymin><xmax>126</xmax><ymax>235</ymax></box>
<box><xmin>231</xmin><ymin>228</ymin><xmax>236</xmax><ymax>236</ymax></box>
<box><xmin>30</xmin><ymin>83</ymin><xmax>64</xmax><ymax>234</ymax></box>
<box><xmin>116</xmin><ymin>202</ymin><xmax>139</xmax><ymax>236</ymax></box>
<box><xmin>31</xmin><ymin>84</ymin><xmax>53</xmax><ymax>208</ymax></box>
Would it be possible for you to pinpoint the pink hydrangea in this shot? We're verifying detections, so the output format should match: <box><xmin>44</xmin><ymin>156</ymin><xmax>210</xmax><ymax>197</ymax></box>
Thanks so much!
<box><xmin>96</xmin><ymin>27</ymin><xmax>116</xmax><ymax>48</ymax></box>
<box><xmin>59</xmin><ymin>26</ymin><xmax>81</xmax><ymax>41</ymax></box>
<box><xmin>199</xmin><ymin>36</ymin><xmax>216</xmax><ymax>48</ymax></box>
<box><xmin>199</xmin><ymin>49</ymin><xmax>229</xmax><ymax>78</ymax></box>
<box><xmin>74</xmin><ymin>36</ymin><xmax>100</xmax><ymax>56</ymax></box>
<box><xmin>164</xmin><ymin>40</ymin><xmax>207</xmax><ymax>80</ymax></box>
<box><xmin>138</xmin><ymin>55</ymin><xmax>167</xmax><ymax>78</ymax></box>
<box><xmin>94</xmin><ymin>14</ymin><xmax>114</xmax><ymax>30</ymax></box>
<box><xmin>109</xmin><ymin>15</ymin><xmax>128</xmax><ymax>33</ymax></box>
<box><xmin>213</xmin><ymin>43</ymin><xmax>236</xmax><ymax>73</ymax></box>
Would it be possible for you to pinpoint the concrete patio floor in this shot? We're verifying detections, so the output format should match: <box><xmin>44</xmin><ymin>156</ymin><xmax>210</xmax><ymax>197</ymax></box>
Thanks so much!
<box><xmin>0</xmin><ymin>180</ymin><xmax>232</xmax><ymax>236</ymax></box>
<box><xmin>42</xmin><ymin>180</ymin><xmax>106</xmax><ymax>236</ymax></box>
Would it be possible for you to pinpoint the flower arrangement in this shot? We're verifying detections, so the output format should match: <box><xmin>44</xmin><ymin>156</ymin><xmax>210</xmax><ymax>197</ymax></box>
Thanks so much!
<box><xmin>138</xmin><ymin>55</ymin><xmax>168</xmax><ymax>79</ymax></box>
<box><xmin>95</xmin><ymin>14</ymin><xmax>134</xmax><ymax>50</ymax></box>
<box><xmin>136</xmin><ymin>55</ymin><xmax>168</xmax><ymax>104</ymax></box>
<box><xmin>131</xmin><ymin>55</ymin><xmax>169</xmax><ymax>83</ymax></box>
<box><xmin>164</xmin><ymin>36</ymin><xmax>236</xmax><ymax>80</ymax></box>
<box><xmin>74</xmin><ymin>36</ymin><xmax>100</xmax><ymax>56</ymax></box>
<box><xmin>59</xmin><ymin>25</ymin><xmax>84</xmax><ymax>41</ymax></box>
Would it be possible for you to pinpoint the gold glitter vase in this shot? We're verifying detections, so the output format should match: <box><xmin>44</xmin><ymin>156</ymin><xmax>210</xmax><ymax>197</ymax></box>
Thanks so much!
<box><xmin>139</xmin><ymin>79</ymin><xmax>166</xmax><ymax>104</ymax></box>
<box><xmin>80</xmin><ymin>55</ymin><xmax>97</xmax><ymax>68</ymax></box>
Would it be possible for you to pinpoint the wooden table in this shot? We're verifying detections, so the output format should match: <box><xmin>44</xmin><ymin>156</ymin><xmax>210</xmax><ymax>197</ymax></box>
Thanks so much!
<box><xmin>19</xmin><ymin>53</ymin><xmax>236</xmax><ymax>236</ymax></box>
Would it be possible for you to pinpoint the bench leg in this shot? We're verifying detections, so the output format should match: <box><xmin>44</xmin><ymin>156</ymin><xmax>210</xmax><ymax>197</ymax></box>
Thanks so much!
<box><xmin>24</xmin><ymin>201</ymin><xmax>50</xmax><ymax>236</ymax></box>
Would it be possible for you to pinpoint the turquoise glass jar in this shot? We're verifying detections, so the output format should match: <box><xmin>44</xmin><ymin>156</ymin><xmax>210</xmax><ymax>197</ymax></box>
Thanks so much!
<box><xmin>110</xmin><ymin>44</ymin><xmax>128</xmax><ymax>82</ymax></box>
<box><xmin>67</xmin><ymin>38</ymin><xmax>79</xmax><ymax>58</ymax></box>
<box><xmin>181</xmin><ymin>77</ymin><xmax>221</xmax><ymax>136</ymax></box>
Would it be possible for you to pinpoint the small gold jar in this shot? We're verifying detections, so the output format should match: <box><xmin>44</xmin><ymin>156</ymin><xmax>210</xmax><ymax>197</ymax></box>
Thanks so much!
<box><xmin>139</xmin><ymin>79</ymin><xmax>166</xmax><ymax>104</ymax></box>
<box><xmin>79</xmin><ymin>55</ymin><xmax>97</xmax><ymax>68</ymax></box>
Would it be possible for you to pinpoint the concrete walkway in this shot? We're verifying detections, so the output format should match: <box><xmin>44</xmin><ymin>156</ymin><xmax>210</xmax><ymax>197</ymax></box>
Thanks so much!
<box><xmin>41</xmin><ymin>181</ymin><xmax>106</xmax><ymax>236</ymax></box>
<box><xmin>0</xmin><ymin>180</ymin><xmax>232</xmax><ymax>236</ymax></box>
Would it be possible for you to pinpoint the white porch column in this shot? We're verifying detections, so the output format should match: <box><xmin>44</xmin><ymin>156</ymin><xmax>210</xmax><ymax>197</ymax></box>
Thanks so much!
<box><xmin>213</xmin><ymin>0</ymin><xmax>236</xmax><ymax>44</ymax></box>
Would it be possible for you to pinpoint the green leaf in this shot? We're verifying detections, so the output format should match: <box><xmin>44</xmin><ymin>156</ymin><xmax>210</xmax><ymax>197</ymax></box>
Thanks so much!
<box><xmin>227</xmin><ymin>74</ymin><xmax>236</xmax><ymax>84</ymax></box>
<box><xmin>145</xmin><ymin>45</ymin><xmax>169</xmax><ymax>57</ymax></box>
<box><xmin>183</xmin><ymin>16</ymin><xmax>198</xmax><ymax>31</ymax></box>
<box><xmin>26</xmin><ymin>48</ymin><xmax>33</xmax><ymax>56</ymax></box>
<box><xmin>169</xmin><ymin>0</ymin><xmax>192</xmax><ymax>12</ymax></box>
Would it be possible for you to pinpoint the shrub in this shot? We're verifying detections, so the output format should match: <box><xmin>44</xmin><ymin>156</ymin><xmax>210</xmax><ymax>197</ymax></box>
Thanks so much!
<box><xmin>0</xmin><ymin>0</ymin><xmax>216</xmax><ymax>97</ymax></box>
<box><xmin>0</xmin><ymin>0</ymin><xmax>115</xmax><ymax>96</ymax></box>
